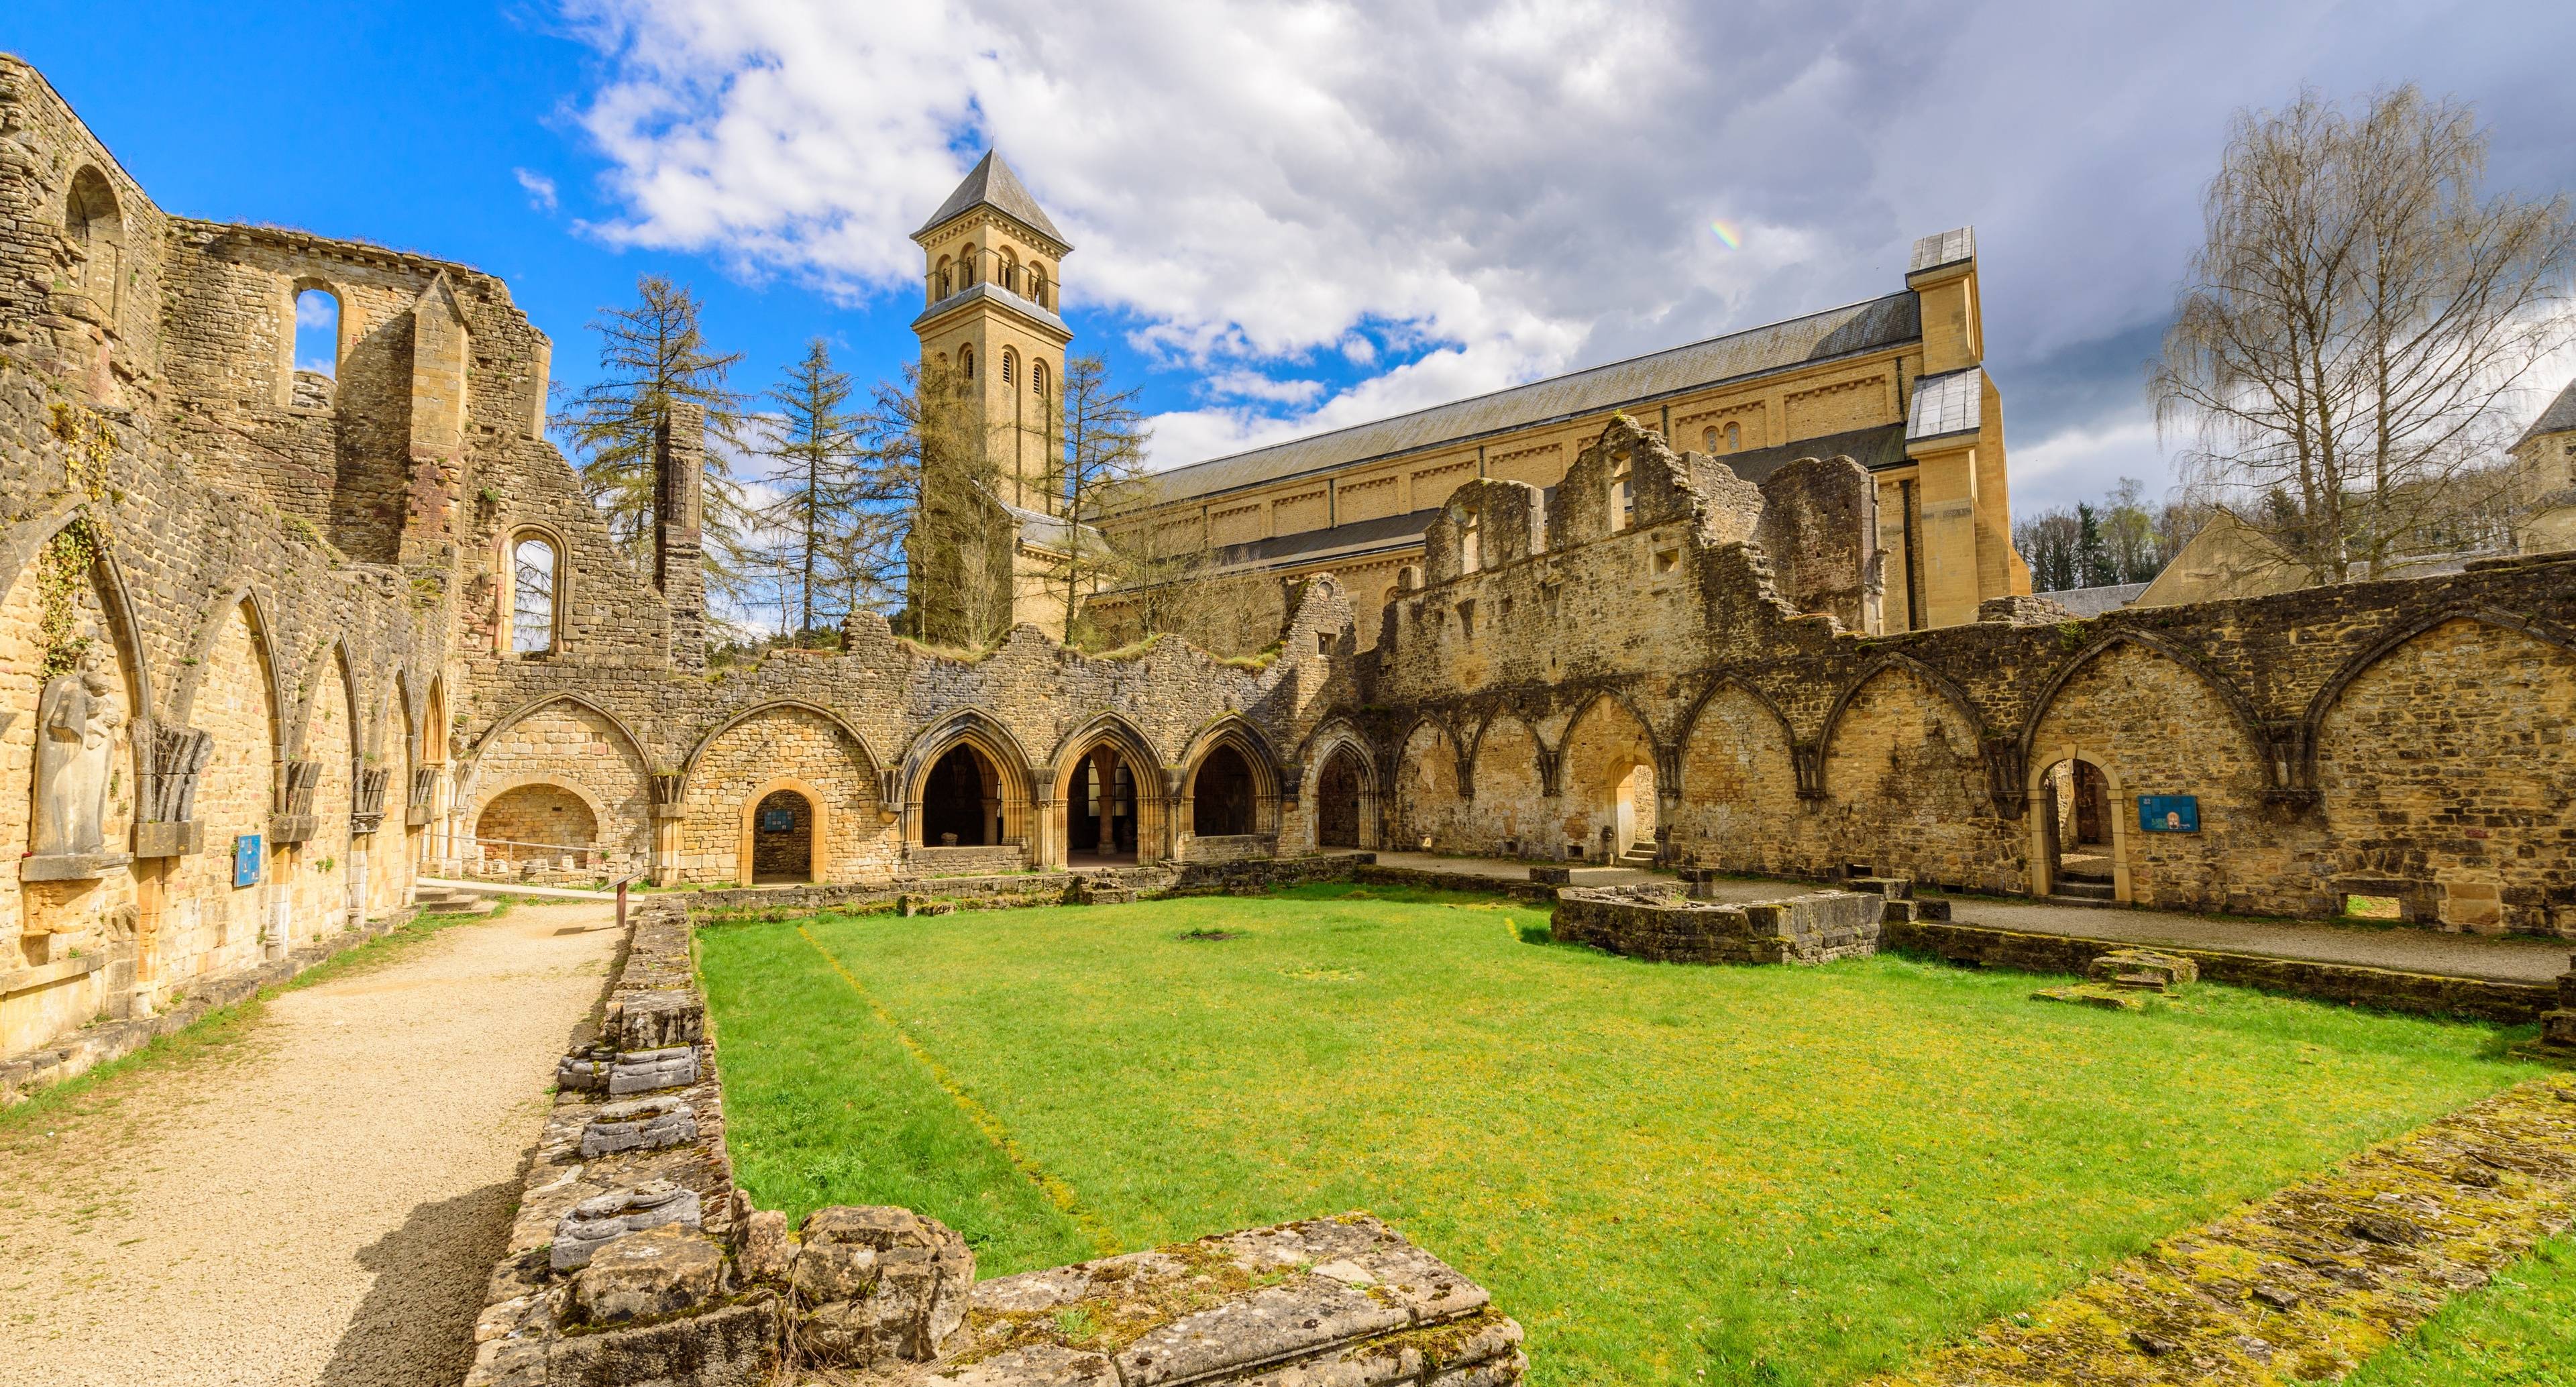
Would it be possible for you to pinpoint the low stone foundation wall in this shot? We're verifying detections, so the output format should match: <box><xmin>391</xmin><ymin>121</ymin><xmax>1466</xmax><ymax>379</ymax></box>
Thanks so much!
<box><xmin>1554</xmin><ymin>885</ymin><xmax>1883</xmax><ymax>964</ymax></box>
<box><xmin>1885</xmin><ymin>919</ymin><xmax>2558</xmax><ymax>1024</ymax></box>
<box><xmin>466</xmin><ymin>868</ymin><xmax>1526</xmax><ymax>1387</ymax></box>
<box><xmin>0</xmin><ymin>905</ymin><xmax>417</xmax><ymax>1107</ymax></box>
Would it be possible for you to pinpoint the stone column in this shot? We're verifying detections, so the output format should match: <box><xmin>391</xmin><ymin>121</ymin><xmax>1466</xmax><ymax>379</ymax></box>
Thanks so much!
<box><xmin>1091</xmin><ymin>747</ymin><xmax>1118</xmax><ymax>860</ymax></box>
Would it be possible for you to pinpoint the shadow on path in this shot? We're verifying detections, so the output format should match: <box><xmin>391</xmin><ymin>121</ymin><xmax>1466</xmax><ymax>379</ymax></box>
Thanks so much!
<box><xmin>318</xmin><ymin>1178</ymin><xmax>520</xmax><ymax>1387</ymax></box>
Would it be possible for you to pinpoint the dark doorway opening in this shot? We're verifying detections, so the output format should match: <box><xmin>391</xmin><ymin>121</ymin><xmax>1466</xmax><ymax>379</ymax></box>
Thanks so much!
<box><xmin>1191</xmin><ymin>745</ymin><xmax>1256</xmax><ymax>836</ymax></box>
<box><xmin>1316</xmin><ymin>748</ymin><xmax>1363</xmax><ymax>848</ymax></box>
<box><xmin>1068</xmin><ymin>758</ymin><xmax>1137</xmax><ymax>860</ymax></box>
<box><xmin>922</xmin><ymin>744</ymin><xmax>998</xmax><ymax>846</ymax></box>
<box><xmin>751</xmin><ymin>788</ymin><xmax>813</xmax><ymax>883</ymax></box>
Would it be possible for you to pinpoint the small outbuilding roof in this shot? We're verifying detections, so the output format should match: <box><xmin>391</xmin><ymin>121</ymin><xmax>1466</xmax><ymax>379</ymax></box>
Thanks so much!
<box><xmin>2518</xmin><ymin>378</ymin><xmax>2576</xmax><ymax>448</ymax></box>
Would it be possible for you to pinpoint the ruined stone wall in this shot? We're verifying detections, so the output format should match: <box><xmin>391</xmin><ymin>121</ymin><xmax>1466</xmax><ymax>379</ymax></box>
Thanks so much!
<box><xmin>1352</xmin><ymin>416</ymin><xmax>2576</xmax><ymax>933</ymax></box>
<box><xmin>675</xmin><ymin>704</ymin><xmax>889</xmax><ymax>885</ymax></box>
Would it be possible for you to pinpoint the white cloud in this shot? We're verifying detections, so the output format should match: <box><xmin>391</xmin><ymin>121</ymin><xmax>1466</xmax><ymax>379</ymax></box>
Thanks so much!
<box><xmin>562</xmin><ymin>0</ymin><xmax>2576</xmax><ymax>476</ymax></box>
<box><xmin>515</xmin><ymin>167</ymin><xmax>560</xmax><ymax>213</ymax></box>
<box><xmin>1202</xmin><ymin>371</ymin><xmax>1324</xmax><ymax>406</ymax></box>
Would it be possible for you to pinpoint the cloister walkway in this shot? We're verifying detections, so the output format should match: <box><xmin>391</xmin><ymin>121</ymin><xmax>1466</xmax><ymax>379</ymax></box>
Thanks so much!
<box><xmin>0</xmin><ymin>899</ymin><xmax>619</xmax><ymax>1387</ymax></box>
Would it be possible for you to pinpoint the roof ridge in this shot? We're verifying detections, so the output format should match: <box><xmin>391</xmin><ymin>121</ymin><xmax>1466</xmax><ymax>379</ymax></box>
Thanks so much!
<box><xmin>1155</xmin><ymin>291</ymin><xmax>1916</xmax><ymax>482</ymax></box>
<box><xmin>915</xmin><ymin>149</ymin><xmax>1069</xmax><ymax>246</ymax></box>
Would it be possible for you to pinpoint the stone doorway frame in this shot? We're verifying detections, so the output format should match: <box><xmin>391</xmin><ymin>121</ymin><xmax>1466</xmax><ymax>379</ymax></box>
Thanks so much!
<box><xmin>739</xmin><ymin>777</ymin><xmax>826</xmax><ymax>885</ymax></box>
<box><xmin>2025</xmin><ymin>748</ymin><xmax>2131</xmax><ymax>903</ymax></box>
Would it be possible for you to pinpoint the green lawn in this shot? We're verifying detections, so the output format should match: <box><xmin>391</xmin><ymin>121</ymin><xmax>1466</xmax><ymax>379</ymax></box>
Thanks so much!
<box><xmin>695</xmin><ymin>884</ymin><xmax>2538</xmax><ymax>1387</ymax></box>
<box><xmin>2343</xmin><ymin>1234</ymin><xmax>2576</xmax><ymax>1387</ymax></box>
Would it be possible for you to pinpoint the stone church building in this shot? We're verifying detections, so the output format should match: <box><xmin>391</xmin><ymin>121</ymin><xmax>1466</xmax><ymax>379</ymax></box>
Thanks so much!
<box><xmin>5</xmin><ymin>52</ymin><xmax>2576</xmax><ymax>1069</ymax></box>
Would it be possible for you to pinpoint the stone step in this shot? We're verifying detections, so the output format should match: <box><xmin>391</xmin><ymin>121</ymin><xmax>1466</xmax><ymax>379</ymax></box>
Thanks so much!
<box><xmin>2053</xmin><ymin>880</ymin><xmax>2116</xmax><ymax>901</ymax></box>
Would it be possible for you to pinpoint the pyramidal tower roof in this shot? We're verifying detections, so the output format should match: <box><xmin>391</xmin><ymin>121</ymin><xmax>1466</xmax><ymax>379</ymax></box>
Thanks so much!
<box><xmin>914</xmin><ymin>150</ymin><xmax>1067</xmax><ymax>247</ymax></box>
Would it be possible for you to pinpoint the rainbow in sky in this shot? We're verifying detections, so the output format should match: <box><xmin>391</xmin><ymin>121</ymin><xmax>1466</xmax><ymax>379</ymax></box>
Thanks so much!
<box><xmin>1709</xmin><ymin>219</ymin><xmax>1742</xmax><ymax>249</ymax></box>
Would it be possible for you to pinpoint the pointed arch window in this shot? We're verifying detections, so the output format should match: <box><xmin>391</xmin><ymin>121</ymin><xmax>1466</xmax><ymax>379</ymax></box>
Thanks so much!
<box><xmin>65</xmin><ymin>167</ymin><xmax>125</xmax><ymax>313</ymax></box>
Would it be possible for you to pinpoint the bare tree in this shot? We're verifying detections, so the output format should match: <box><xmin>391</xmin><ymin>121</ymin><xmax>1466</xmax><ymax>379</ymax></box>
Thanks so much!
<box><xmin>2153</xmin><ymin>86</ymin><xmax>2576</xmax><ymax>584</ymax></box>
<box><xmin>1040</xmin><ymin>353</ymin><xmax>1151</xmax><ymax>645</ymax></box>
<box><xmin>751</xmin><ymin>339</ymin><xmax>868</xmax><ymax>640</ymax></box>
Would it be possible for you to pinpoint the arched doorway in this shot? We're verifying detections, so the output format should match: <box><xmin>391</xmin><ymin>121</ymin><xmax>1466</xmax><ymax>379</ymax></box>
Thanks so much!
<box><xmin>474</xmin><ymin>782</ymin><xmax>598</xmax><ymax>875</ymax></box>
<box><xmin>921</xmin><ymin>744</ymin><xmax>998</xmax><ymax>846</ymax></box>
<box><xmin>749</xmin><ymin>787</ymin><xmax>814</xmax><ymax>883</ymax></box>
<box><xmin>1191</xmin><ymin>744</ymin><xmax>1256</xmax><ymax>836</ymax></box>
<box><xmin>1069</xmin><ymin>758</ymin><xmax>1138</xmax><ymax>864</ymax></box>
<box><xmin>1611</xmin><ymin>763</ymin><xmax>1658</xmax><ymax>863</ymax></box>
<box><xmin>1316</xmin><ymin>746</ymin><xmax>1366</xmax><ymax>848</ymax></box>
<box><xmin>2037</xmin><ymin>757</ymin><xmax>2117</xmax><ymax>901</ymax></box>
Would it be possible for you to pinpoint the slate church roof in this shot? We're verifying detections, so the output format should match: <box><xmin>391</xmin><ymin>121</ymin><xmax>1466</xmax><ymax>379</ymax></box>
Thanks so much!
<box><xmin>2520</xmin><ymin>378</ymin><xmax>2576</xmax><ymax>448</ymax></box>
<box><xmin>916</xmin><ymin>150</ymin><xmax>1068</xmax><ymax>245</ymax></box>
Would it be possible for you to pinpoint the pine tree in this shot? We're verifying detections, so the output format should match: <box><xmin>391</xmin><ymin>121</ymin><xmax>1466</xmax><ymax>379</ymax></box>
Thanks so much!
<box><xmin>558</xmin><ymin>276</ymin><xmax>753</xmax><ymax>590</ymax></box>
<box><xmin>751</xmin><ymin>340</ymin><xmax>869</xmax><ymax>640</ymax></box>
<box><xmin>2074</xmin><ymin>502</ymin><xmax>2115</xmax><ymax>588</ymax></box>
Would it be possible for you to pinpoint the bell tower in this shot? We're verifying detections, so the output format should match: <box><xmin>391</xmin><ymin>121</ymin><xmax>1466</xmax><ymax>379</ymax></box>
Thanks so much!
<box><xmin>910</xmin><ymin>150</ymin><xmax>1073</xmax><ymax>514</ymax></box>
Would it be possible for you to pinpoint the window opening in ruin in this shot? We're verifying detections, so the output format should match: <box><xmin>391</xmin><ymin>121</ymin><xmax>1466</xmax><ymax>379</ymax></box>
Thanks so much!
<box><xmin>293</xmin><ymin>287</ymin><xmax>340</xmax><ymax>378</ymax></box>
<box><xmin>1613</xmin><ymin>763</ymin><xmax>1656</xmax><ymax>860</ymax></box>
<box><xmin>1610</xmin><ymin>451</ymin><xmax>1633</xmax><ymax>531</ymax></box>
<box><xmin>1459</xmin><ymin>506</ymin><xmax>1481</xmax><ymax>574</ymax></box>
<box><xmin>1317</xmin><ymin>632</ymin><xmax>1332</xmax><ymax>655</ymax></box>
<box><xmin>1456</xmin><ymin>600</ymin><xmax>1476</xmax><ymax>640</ymax></box>
<box><xmin>511</xmin><ymin>537</ymin><xmax>557</xmax><ymax>654</ymax></box>
<box><xmin>751</xmin><ymin>788</ymin><xmax>814</xmax><ymax>883</ymax></box>
<box><xmin>2039</xmin><ymin>757</ymin><xmax>2116</xmax><ymax>901</ymax></box>
<box><xmin>1498</xmin><ymin>596</ymin><xmax>1514</xmax><ymax>622</ymax></box>
<box><xmin>1654</xmin><ymin>548</ymin><xmax>1680</xmax><ymax>576</ymax></box>
<box><xmin>1316</xmin><ymin>748</ymin><xmax>1364</xmax><ymax>848</ymax></box>
<box><xmin>921</xmin><ymin>744</ymin><xmax>998</xmax><ymax>846</ymax></box>
<box><xmin>2344</xmin><ymin>893</ymin><xmax>2404</xmax><ymax>920</ymax></box>
<box><xmin>65</xmin><ymin>167</ymin><xmax>124</xmax><ymax>314</ymax></box>
<box><xmin>1192</xmin><ymin>744</ymin><xmax>1256</xmax><ymax>836</ymax></box>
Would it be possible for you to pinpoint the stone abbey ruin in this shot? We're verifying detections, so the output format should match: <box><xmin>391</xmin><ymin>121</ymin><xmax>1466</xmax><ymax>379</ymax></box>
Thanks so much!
<box><xmin>7</xmin><ymin>46</ymin><xmax>2576</xmax><ymax>1387</ymax></box>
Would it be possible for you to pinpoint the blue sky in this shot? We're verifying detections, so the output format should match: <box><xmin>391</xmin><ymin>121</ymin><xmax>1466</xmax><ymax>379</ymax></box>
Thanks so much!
<box><xmin>11</xmin><ymin>0</ymin><xmax>2575</xmax><ymax>520</ymax></box>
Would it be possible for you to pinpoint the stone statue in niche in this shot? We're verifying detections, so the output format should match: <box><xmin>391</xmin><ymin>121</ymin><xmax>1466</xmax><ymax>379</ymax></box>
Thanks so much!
<box><xmin>32</xmin><ymin>659</ymin><xmax>121</xmax><ymax>858</ymax></box>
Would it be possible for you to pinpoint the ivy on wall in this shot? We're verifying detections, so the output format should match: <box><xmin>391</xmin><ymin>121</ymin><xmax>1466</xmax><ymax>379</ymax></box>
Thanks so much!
<box><xmin>36</xmin><ymin>526</ymin><xmax>95</xmax><ymax>679</ymax></box>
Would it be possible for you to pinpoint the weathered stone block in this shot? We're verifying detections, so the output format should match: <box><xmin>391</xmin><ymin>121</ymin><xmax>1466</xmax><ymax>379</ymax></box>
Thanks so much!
<box><xmin>552</xmin><ymin>1180</ymin><xmax>702</xmax><ymax>1271</ymax></box>
<box><xmin>578</xmin><ymin>1097</ymin><xmax>698</xmax><ymax>1158</ymax></box>
<box><xmin>571</xmin><ymin>1223</ymin><xmax>722</xmax><ymax>1326</ymax></box>
<box><xmin>608</xmin><ymin>990</ymin><xmax>704</xmax><ymax>1051</ymax></box>
<box><xmin>794</xmin><ymin>1205</ymin><xmax>974</xmax><ymax>1368</ymax></box>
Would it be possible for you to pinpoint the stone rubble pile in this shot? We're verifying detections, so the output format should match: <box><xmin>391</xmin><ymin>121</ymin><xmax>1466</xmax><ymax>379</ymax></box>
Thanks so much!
<box><xmin>2031</xmin><ymin>947</ymin><xmax>2201</xmax><ymax>1011</ymax></box>
<box><xmin>1553</xmin><ymin>882</ymin><xmax>1883</xmax><ymax>964</ymax></box>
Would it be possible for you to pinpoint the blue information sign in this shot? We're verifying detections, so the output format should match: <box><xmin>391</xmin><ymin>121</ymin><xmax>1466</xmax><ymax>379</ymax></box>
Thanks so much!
<box><xmin>233</xmin><ymin>832</ymin><xmax>264</xmax><ymax>887</ymax></box>
<box><xmin>759</xmin><ymin>806</ymin><xmax>796</xmax><ymax>833</ymax></box>
<box><xmin>2138</xmin><ymin>795</ymin><xmax>2200</xmax><ymax>834</ymax></box>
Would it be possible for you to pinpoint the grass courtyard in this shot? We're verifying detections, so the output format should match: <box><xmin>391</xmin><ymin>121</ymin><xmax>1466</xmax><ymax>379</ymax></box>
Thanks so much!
<box><xmin>695</xmin><ymin>884</ymin><xmax>2543</xmax><ymax>1386</ymax></box>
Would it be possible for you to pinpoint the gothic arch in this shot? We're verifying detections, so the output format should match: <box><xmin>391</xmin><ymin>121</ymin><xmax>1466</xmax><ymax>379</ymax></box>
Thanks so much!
<box><xmin>1818</xmin><ymin>655</ymin><xmax>1990</xmax><ymax>786</ymax></box>
<box><xmin>2019</xmin><ymin>629</ymin><xmax>2269</xmax><ymax>773</ymax></box>
<box><xmin>285</xmin><ymin>638</ymin><xmax>363</xmax><ymax>765</ymax></box>
<box><xmin>1177</xmin><ymin>714</ymin><xmax>1285</xmax><ymax>797</ymax></box>
<box><xmin>0</xmin><ymin>502</ymin><xmax>159</xmax><ymax>719</ymax></box>
<box><xmin>679</xmin><ymin>698</ymin><xmax>885</xmax><ymax>798</ymax></box>
<box><xmin>464</xmin><ymin>691</ymin><xmax>654</xmax><ymax>793</ymax></box>
<box><xmin>1395</xmin><ymin>715</ymin><xmax>1470</xmax><ymax>799</ymax></box>
<box><xmin>899</xmin><ymin>706</ymin><xmax>1038</xmax><ymax>807</ymax></box>
<box><xmin>171</xmin><ymin>586</ymin><xmax>287</xmax><ymax>757</ymax></box>
<box><xmin>1675</xmin><ymin>673</ymin><xmax>1799</xmax><ymax>797</ymax></box>
<box><xmin>2302</xmin><ymin>605</ymin><xmax>2576</xmax><ymax>746</ymax></box>
<box><xmin>1046</xmin><ymin>711</ymin><xmax>1164</xmax><ymax>788</ymax></box>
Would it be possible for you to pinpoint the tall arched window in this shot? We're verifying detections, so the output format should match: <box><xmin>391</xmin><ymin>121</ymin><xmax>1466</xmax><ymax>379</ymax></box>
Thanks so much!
<box><xmin>1000</xmin><ymin>248</ymin><xmax>1020</xmax><ymax>294</ymax></box>
<box><xmin>1032</xmin><ymin>359</ymin><xmax>1049</xmax><ymax>397</ymax></box>
<box><xmin>1459</xmin><ymin>505</ymin><xmax>1482</xmax><ymax>574</ymax></box>
<box><xmin>936</xmin><ymin>256</ymin><xmax>953</xmax><ymax>297</ymax></box>
<box><xmin>1030</xmin><ymin>266</ymin><xmax>1049</xmax><ymax>307</ymax></box>
<box><xmin>65</xmin><ymin>167</ymin><xmax>124</xmax><ymax>312</ymax></box>
<box><xmin>511</xmin><ymin>535</ymin><xmax>557</xmax><ymax>653</ymax></box>
<box><xmin>959</xmin><ymin>345</ymin><xmax>975</xmax><ymax>382</ymax></box>
<box><xmin>294</xmin><ymin>286</ymin><xmax>341</xmax><ymax>378</ymax></box>
<box><xmin>1725</xmin><ymin>421</ymin><xmax>1741</xmax><ymax>451</ymax></box>
<box><xmin>1609</xmin><ymin>451</ymin><xmax>1633</xmax><ymax>531</ymax></box>
<box><xmin>1002</xmin><ymin>348</ymin><xmax>1016</xmax><ymax>386</ymax></box>
<box><xmin>1701</xmin><ymin>426</ymin><xmax>1717</xmax><ymax>451</ymax></box>
<box><xmin>958</xmin><ymin>249</ymin><xmax>977</xmax><ymax>287</ymax></box>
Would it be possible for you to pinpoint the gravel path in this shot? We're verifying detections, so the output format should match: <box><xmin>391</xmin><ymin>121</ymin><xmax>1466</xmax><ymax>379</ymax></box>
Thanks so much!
<box><xmin>0</xmin><ymin>899</ymin><xmax>621</xmax><ymax>1387</ymax></box>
